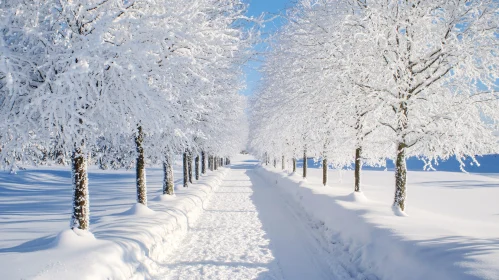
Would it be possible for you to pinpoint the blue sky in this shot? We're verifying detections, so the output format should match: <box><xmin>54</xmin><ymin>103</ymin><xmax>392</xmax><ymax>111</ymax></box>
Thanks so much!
<box><xmin>241</xmin><ymin>0</ymin><xmax>293</xmax><ymax>96</ymax></box>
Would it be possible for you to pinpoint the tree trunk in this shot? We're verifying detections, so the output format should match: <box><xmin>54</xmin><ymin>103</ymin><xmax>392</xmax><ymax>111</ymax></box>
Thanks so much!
<box><xmin>188</xmin><ymin>151</ymin><xmax>193</xmax><ymax>183</ymax></box>
<box><xmin>183</xmin><ymin>152</ymin><xmax>188</xmax><ymax>187</ymax></box>
<box><xmin>273</xmin><ymin>158</ymin><xmax>276</xmax><ymax>168</ymax></box>
<box><xmin>195</xmin><ymin>155</ymin><xmax>199</xmax><ymax>180</ymax></box>
<box><xmin>292</xmin><ymin>158</ymin><xmax>297</xmax><ymax>173</ymax></box>
<box><xmin>355</xmin><ymin>147</ymin><xmax>362</xmax><ymax>192</ymax></box>
<box><xmin>282</xmin><ymin>155</ymin><xmax>285</xmax><ymax>170</ymax></box>
<box><xmin>322</xmin><ymin>156</ymin><xmax>327</xmax><ymax>186</ymax></box>
<box><xmin>201</xmin><ymin>151</ymin><xmax>206</xmax><ymax>174</ymax></box>
<box><xmin>71</xmin><ymin>147</ymin><xmax>89</xmax><ymax>230</ymax></box>
<box><xmin>135</xmin><ymin>126</ymin><xmax>147</xmax><ymax>205</ymax></box>
<box><xmin>214</xmin><ymin>156</ymin><xmax>218</xmax><ymax>170</ymax></box>
<box><xmin>303</xmin><ymin>149</ymin><xmax>307</xmax><ymax>179</ymax></box>
<box><xmin>163</xmin><ymin>156</ymin><xmax>174</xmax><ymax>195</ymax></box>
<box><xmin>394</xmin><ymin>143</ymin><xmax>407</xmax><ymax>211</ymax></box>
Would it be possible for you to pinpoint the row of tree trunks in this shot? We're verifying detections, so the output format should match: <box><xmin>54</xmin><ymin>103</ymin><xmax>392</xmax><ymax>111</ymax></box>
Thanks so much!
<box><xmin>184</xmin><ymin>151</ymin><xmax>206</xmax><ymax>187</ymax></box>
<box><xmin>262</xmin><ymin>145</ymin><xmax>400</xmax><ymax>209</ymax></box>
<box><xmin>71</xmin><ymin>144</ymin><xmax>218</xmax><ymax>231</ymax></box>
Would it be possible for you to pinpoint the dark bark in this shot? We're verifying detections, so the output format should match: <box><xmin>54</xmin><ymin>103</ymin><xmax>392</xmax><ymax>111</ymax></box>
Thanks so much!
<box><xmin>195</xmin><ymin>155</ymin><xmax>199</xmax><ymax>180</ymax></box>
<box><xmin>135</xmin><ymin>126</ymin><xmax>147</xmax><ymax>205</ymax></box>
<box><xmin>201</xmin><ymin>151</ymin><xmax>206</xmax><ymax>174</ymax></box>
<box><xmin>394</xmin><ymin>100</ymin><xmax>409</xmax><ymax>211</ymax></box>
<box><xmin>282</xmin><ymin>155</ymin><xmax>285</xmax><ymax>170</ymax></box>
<box><xmin>71</xmin><ymin>147</ymin><xmax>89</xmax><ymax>230</ymax></box>
<box><xmin>183</xmin><ymin>152</ymin><xmax>188</xmax><ymax>187</ymax></box>
<box><xmin>355</xmin><ymin>147</ymin><xmax>362</xmax><ymax>192</ymax></box>
<box><xmin>163</xmin><ymin>156</ymin><xmax>174</xmax><ymax>195</ymax></box>
<box><xmin>292</xmin><ymin>158</ymin><xmax>297</xmax><ymax>173</ymax></box>
<box><xmin>188</xmin><ymin>151</ymin><xmax>193</xmax><ymax>183</ymax></box>
<box><xmin>303</xmin><ymin>149</ymin><xmax>307</xmax><ymax>179</ymax></box>
<box><xmin>273</xmin><ymin>158</ymin><xmax>276</xmax><ymax>168</ymax></box>
<box><xmin>394</xmin><ymin>142</ymin><xmax>407</xmax><ymax>211</ymax></box>
<box><xmin>322</xmin><ymin>156</ymin><xmax>327</xmax><ymax>186</ymax></box>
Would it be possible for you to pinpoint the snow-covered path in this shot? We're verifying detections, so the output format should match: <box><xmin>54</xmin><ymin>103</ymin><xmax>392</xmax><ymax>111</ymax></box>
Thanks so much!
<box><xmin>152</xmin><ymin>158</ymin><xmax>355</xmax><ymax>280</ymax></box>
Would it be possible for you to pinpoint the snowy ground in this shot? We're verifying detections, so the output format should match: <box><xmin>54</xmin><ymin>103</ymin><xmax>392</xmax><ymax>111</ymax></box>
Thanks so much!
<box><xmin>151</xmin><ymin>158</ymin><xmax>364</xmax><ymax>279</ymax></box>
<box><xmin>0</xmin><ymin>162</ymin><xmax>228</xmax><ymax>279</ymax></box>
<box><xmin>258</xmin><ymin>162</ymin><xmax>499</xmax><ymax>280</ymax></box>
<box><xmin>1</xmin><ymin>155</ymin><xmax>499</xmax><ymax>279</ymax></box>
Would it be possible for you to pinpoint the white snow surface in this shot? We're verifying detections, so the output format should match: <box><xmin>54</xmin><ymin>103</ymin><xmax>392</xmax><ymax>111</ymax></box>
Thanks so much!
<box><xmin>1</xmin><ymin>155</ymin><xmax>499</xmax><ymax>279</ymax></box>
<box><xmin>0</xmin><ymin>163</ymin><xmax>227</xmax><ymax>279</ymax></box>
<box><xmin>257</xmin><ymin>163</ymin><xmax>499</xmax><ymax>280</ymax></box>
<box><xmin>150</xmin><ymin>156</ymin><xmax>357</xmax><ymax>279</ymax></box>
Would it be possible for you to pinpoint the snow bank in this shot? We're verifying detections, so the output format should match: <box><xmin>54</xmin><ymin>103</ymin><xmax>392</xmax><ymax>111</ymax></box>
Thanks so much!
<box><xmin>0</xmin><ymin>166</ymin><xmax>228</xmax><ymax>279</ymax></box>
<box><xmin>255</xmin><ymin>166</ymin><xmax>499</xmax><ymax>280</ymax></box>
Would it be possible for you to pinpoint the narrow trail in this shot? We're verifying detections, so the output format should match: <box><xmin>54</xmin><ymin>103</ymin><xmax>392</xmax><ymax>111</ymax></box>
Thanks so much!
<box><xmin>152</xmin><ymin>158</ymin><xmax>359</xmax><ymax>280</ymax></box>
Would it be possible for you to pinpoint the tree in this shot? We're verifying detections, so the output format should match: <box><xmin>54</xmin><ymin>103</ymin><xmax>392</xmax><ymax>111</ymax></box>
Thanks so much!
<box><xmin>249</xmin><ymin>0</ymin><xmax>499</xmax><ymax>214</ymax></box>
<box><xmin>0</xmin><ymin>0</ymin><xmax>252</xmax><ymax>230</ymax></box>
<box><xmin>343</xmin><ymin>0</ymin><xmax>499</xmax><ymax>211</ymax></box>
